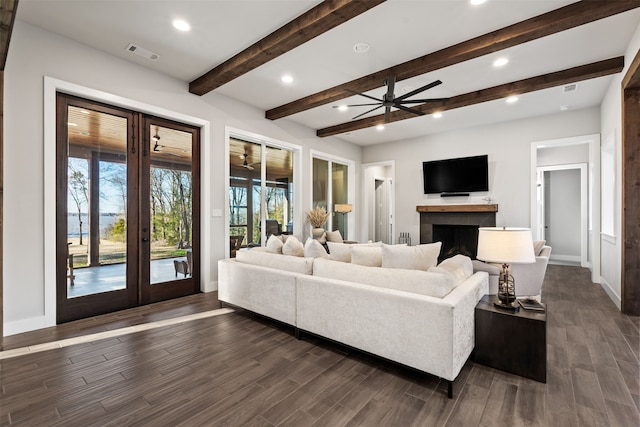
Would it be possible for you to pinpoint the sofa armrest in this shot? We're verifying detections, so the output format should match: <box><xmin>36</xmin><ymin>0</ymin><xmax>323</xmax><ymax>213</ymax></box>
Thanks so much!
<box><xmin>218</xmin><ymin>258</ymin><xmax>298</xmax><ymax>325</ymax></box>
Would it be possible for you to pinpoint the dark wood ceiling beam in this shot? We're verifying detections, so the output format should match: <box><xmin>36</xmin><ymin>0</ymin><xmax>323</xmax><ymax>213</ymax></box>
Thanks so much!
<box><xmin>268</xmin><ymin>0</ymin><xmax>639</xmax><ymax>120</ymax></box>
<box><xmin>0</xmin><ymin>0</ymin><xmax>19</xmax><ymax>70</ymax></box>
<box><xmin>317</xmin><ymin>56</ymin><xmax>624</xmax><ymax>137</ymax></box>
<box><xmin>189</xmin><ymin>0</ymin><xmax>385</xmax><ymax>96</ymax></box>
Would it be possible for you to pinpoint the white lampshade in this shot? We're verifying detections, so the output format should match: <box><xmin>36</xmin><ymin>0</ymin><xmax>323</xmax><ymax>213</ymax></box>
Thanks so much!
<box><xmin>476</xmin><ymin>227</ymin><xmax>535</xmax><ymax>264</ymax></box>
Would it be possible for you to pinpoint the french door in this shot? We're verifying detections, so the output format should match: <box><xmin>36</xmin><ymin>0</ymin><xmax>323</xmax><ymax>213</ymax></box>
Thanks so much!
<box><xmin>56</xmin><ymin>94</ymin><xmax>200</xmax><ymax>323</ymax></box>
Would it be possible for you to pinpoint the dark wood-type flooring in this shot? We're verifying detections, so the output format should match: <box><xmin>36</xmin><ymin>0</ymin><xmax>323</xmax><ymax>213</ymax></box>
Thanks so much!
<box><xmin>1</xmin><ymin>265</ymin><xmax>639</xmax><ymax>426</ymax></box>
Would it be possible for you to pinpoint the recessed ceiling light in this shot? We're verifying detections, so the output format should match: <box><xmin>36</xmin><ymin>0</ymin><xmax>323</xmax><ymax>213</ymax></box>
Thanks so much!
<box><xmin>433</xmin><ymin>112</ymin><xmax>443</xmax><ymax>119</ymax></box>
<box><xmin>337</xmin><ymin>105</ymin><xmax>348</xmax><ymax>112</ymax></box>
<box><xmin>353</xmin><ymin>42</ymin><xmax>370</xmax><ymax>53</ymax></box>
<box><xmin>506</xmin><ymin>95</ymin><xmax>519</xmax><ymax>104</ymax></box>
<box><xmin>470</xmin><ymin>0</ymin><xmax>487</xmax><ymax>5</ymax></box>
<box><xmin>173</xmin><ymin>19</ymin><xmax>191</xmax><ymax>32</ymax></box>
<box><xmin>493</xmin><ymin>57</ymin><xmax>509</xmax><ymax>67</ymax></box>
<box><xmin>376</xmin><ymin>124</ymin><xmax>385</xmax><ymax>131</ymax></box>
<box><xmin>281</xmin><ymin>75</ymin><xmax>294</xmax><ymax>84</ymax></box>
<box><xmin>560</xmin><ymin>105</ymin><xmax>570</xmax><ymax>111</ymax></box>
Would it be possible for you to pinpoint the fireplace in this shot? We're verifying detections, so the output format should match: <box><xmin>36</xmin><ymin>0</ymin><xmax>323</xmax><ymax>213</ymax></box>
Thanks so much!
<box><xmin>417</xmin><ymin>204</ymin><xmax>498</xmax><ymax>261</ymax></box>
<box><xmin>433</xmin><ymin>224</ymin><xmax>479</xmax><ymax>262</ymax></box>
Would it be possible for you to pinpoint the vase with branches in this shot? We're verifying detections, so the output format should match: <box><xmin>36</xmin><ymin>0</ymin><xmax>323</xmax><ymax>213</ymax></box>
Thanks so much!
<box><xmin>306</xmin><ymin>206</ymin><xmax>328</xmax><ymax>238</ymax></box>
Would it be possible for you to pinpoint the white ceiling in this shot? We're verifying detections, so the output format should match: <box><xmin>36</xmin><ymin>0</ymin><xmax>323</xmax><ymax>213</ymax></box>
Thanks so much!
<box><xmin>16</xmin><ymin>0</ymin><xmax>640</xmax><ymax>146</ymax></box>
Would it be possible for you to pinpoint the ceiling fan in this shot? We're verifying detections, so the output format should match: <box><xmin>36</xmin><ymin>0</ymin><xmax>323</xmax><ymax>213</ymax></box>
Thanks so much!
<box><xmin>336</xmin><ymin>76</ymin><xmax>448</xmax><ymax>122</ymax></box>
<box><xmin>152</xmin><ymin>128</ymin><xmax>183</xmax><ymax>157</ymax></box>
<box><xmin>241</xmin><ymin>152</ymin><xmax>259</xmax><ymax>170</ymax></box>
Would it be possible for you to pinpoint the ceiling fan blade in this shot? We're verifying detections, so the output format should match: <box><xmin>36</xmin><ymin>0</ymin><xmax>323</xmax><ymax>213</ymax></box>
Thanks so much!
<box><xmin>400</xmin><ymin>98</ymin><xmax>450</xmax><ymax>104</ymax></box>
<box><xmin>384</xmin><ymin>105</ymin><xmax>391</xmax><ymax>123</ymax></box>
<box><xmin>395</xmin><ymin>80</ymin><xmax>443</xmax><ymax>102</ymax></box>
<box><xmin>333</xmin><ymin>102</ymin><xmax>381</xmax><ymax>108</ymax></box>
<box><xmin>345</xmin><ymin>89</ymin><xmax>382</xmax><ymax>103</ymax></box>
<box><xmin>352</xmin><ymin>105</ymin><xmax>383</xmax><ymax>120</ymax></box>
<box><xmin>385</xmin><ymin>76</ymin><xmax>396</xmax><ymax>101</ymax></box>
<box><xmin>393</xmin><ymin>104</ymin><xmax>426</xmax><ymax>116</ymax></box>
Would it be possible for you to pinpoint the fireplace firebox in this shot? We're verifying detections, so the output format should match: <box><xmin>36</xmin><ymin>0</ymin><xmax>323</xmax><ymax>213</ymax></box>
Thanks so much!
<box><xmin>417</xmin><ymin>204</ymin><xmax>498</xmax><ymax>261</ymax></box>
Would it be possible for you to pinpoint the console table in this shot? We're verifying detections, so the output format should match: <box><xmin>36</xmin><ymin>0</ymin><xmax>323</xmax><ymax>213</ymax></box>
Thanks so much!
<box><xmin>473</xmin><ymin>294</ymin><xmax>547</xmax><ymax>382</ymax></box>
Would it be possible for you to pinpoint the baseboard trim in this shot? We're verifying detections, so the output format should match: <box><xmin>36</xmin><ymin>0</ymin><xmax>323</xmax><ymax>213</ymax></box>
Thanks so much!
<box><xmin>203</xmin><ymin>280</ymin><xmax>218</xmax><ymax>293</ymax></box>
<box><xmin>4</xmin><ymin>315</ymin><xmax>56</xmax><ymax>337</ymax></box>
<box><xmin>599</xmin><ymin>277</ymin><xmax>621</xmax><ymax>310</ymax></box>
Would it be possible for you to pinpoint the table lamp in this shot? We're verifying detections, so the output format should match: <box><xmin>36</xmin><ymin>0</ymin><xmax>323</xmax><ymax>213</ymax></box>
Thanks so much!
<box><xmin>476</xmin><ymin>227</ymin><xmax>535</xmax><ymax>311</ymax></box>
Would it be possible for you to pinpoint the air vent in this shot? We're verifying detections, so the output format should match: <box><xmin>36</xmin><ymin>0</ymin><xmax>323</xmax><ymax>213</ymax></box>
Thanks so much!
<box><xmin>563</xmin><ymin>83</ymin><xmax>578</xmax><ymax>94</ymax></box>
<box><xmin>125</xmin><ymin>43</ymin><xmax>160</xmax><ymax>61</ymax></box>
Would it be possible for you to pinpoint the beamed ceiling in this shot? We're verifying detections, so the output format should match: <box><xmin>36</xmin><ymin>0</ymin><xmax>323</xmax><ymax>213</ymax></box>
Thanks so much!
<box><xmin>14</xmin><ymin>0</ymin><xmax>640</xmax><ymax>146</ymax></box>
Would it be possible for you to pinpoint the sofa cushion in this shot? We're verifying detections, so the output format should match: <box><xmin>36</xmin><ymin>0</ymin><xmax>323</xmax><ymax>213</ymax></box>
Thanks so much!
<box><xmin>533</xmin><ymin>240</ymin><xmax>546</xmax><ymax>256</ymax></box>
<box><xmin>236</xmin><ymin>249</ymin><xmax>314</xmax><ymax>275</ymax></box>
<box><xmin>304</xmin><ymin>238</ymin><xmax>329</xmax><ymax>258</ymax></box>
<box><xmin>325</xmin><ymin>230</ymin><xmax>343</xmax><ymax>243</ymax></box>
<box><xmin>381</xmin><ymin>242</ymin><xmax>441</xmax><ymax>271</ymax></box>
<box><xmin>313</xmin><ymin>258</ymin><xmax>454</xmax><ymax>298</ymax></box>
<box><xmin>327</xmin><ymin>241</ymin><xmax>352</xmax><ymax>262</ymax></box>
<box><xmin>266</xmin><ymin>235</ymin><xmax>283</xmax><ymax>254</ymax></box>
<box><xmin>282</xmin><ymin>235</ymin><xmax>304</xmax><ymax>257</ymax></box>
<box><xmin>429</xmin><ymin>255</ymin><xmax>473</xmax><ymax>288</ymax></box>
<box><xmin>351</xmin><ymin>246</ymin><xmax>382</xmax><ymax>267</ymax></box>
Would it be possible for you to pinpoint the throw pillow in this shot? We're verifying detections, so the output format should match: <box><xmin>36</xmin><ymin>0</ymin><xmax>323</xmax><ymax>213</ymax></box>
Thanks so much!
<box><xmin>533</xmin><ymin>240</ymin><xmax>546</xmax><ymax>256</ymax></box>
<box><xmin>327</xmin><ymin>241</ymin><xmax>351</xmax><ymax>262</ymax></box>
<box><xmin>429</xmin><ymin>254</ymin><xmax>473</xmax><ymax>287</ymax></box>
<box><xmin>325</xmin><ymin>230</ymin><xmax>343</xmax><ymax>243</ymax></box>
<box><xmin>316</xmin><ymin>231</ymin><xmax>327</xmax><ymax>244</ymax></box>
<box><xmin>351</xmin><ymin>246</ymin><xmax>382</xmax><ymax>267</ymax></box>
<box><xmin>304</xmin><ymin>238</ymin><xmax>328</xmax><ymax>258</ymax></box>
<box><xmin>266</xmin><ymin>234</ymin><xmax>283</xmax><ymax>254</ymax></box>
<box><xmin>282</xmin><ymin>235</ymin><xmax>304</xmax><ymax>257</ymax></box>
<box><xmin>381</xmin><ymin>242</ymin><xmax>441</xmax><ymax>271</ymax></box>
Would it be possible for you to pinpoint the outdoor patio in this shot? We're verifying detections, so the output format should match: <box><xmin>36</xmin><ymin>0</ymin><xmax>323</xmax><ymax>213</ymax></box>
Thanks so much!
<box><xmin>68</xmin><ymin>257</ymin><xmax>188</xmax><ymax>298</ymax></box>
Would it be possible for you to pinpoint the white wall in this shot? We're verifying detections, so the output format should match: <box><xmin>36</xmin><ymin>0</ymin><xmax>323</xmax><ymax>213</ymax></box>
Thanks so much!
<box><xmin>537</xmin><ymin>144</ymin><xmax>589</xmax><ymax>166</ymax></box>
<box><xmin>3</xmin><ymin>21</ymin><xmax>362</xmax><ymax>334</ymax></box>
<box><xmin>544</xmin><ymin>169</ymin><xmax>581</xmax><ymax>259</ymax></box>
<box><xmin>600</xmin><ymin>22</ymin><xmax>640</xmax><ymax>309</ymax></box>
<box><xmin>362</xmin><ymin>108</ymin><xmax>601</xmax><ymax>246</ymax></box>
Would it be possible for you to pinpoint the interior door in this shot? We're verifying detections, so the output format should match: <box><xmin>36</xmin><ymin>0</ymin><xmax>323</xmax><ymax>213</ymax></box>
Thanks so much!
<box><xmin>57</xmin><ymin>95</ymin><xmax>200</xmax><ymax>323</ymax></box>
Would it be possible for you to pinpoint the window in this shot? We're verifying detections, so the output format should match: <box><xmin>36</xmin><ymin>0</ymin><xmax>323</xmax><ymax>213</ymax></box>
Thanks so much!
<box><xmin>311</xmin><ymin>152</ymin><xmax>354</xmax><ymax>239</ymax></box>
<box><xmin>228</xmin><ymin>133</ymin><xmax>297</xmax><ymax>254</ymax></box>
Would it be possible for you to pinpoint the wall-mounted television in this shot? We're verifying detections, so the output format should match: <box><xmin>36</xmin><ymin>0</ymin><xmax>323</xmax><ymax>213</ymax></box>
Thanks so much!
<box><xmin>423</xmin><ymin>154</ymin><xmax>489</xmax><ymax>195</ymax></box>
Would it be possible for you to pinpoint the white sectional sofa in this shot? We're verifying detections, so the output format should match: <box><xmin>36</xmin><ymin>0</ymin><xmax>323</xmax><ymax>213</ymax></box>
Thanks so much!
<box><xmin>218</xmin><ymin>240</ymin><xmax>489</xmax><ymax>398</ymax></box>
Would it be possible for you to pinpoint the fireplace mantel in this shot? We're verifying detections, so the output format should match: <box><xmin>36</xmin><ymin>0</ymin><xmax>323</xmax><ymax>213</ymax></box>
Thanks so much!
<box><xmin>416</xmin><ymin>204</ymin><xmax>498</xmax><ymax>213</ymax></box>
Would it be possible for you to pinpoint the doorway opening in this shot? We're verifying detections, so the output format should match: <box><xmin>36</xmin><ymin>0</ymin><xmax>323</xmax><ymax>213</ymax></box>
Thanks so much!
<box><xmin>56</xmin><ymin>94</ymin><xmax>201</xmax><ymax>323</ymax></box>
<box><xmin>363</xmin><ymin>161</ymin><xmax>395</xmax><ymax>244</ymax></box>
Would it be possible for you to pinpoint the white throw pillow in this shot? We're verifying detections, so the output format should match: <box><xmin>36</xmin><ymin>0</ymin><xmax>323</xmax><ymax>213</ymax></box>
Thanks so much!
<box><xmin>327</xmin><ymin>241</ymin><xmax>351</xmax><ymax>262</ymax></box>
<box><xmin>266</xmin><ymin>234</ymin><xmax>283</xmax><ymax>254</ymax></box>
<box><xmin>533</xmin><ymin>240</ymin><xmax>546</xmax><ymax>256</ymax></box>
<box><xmin>351</xmin><ymin>246</ymin><xmax>382</xmax><ymax>267</ymax></box>
<box><xmin>381</xmin><ymin>242</ymin><xmax>441</xmax><ymax>271</ymax></box>
<box><xmin>429</xmin><ymin>254</ymin><xmax>473</xmax><ymax>287</ymax></box>
<box><xmin>325</xmin><ymin>230</ymin><xmax>343</xmax><ymax>243</ymax></box>
<box><xmin>304</xmin><ymin>238</ymin><xmax>328</xmax><ymax>258</ymax></box>
<box><xmin>282</xmin><ymin>235</ymin><xmax>304</xmax><ymax>257</ymax></box>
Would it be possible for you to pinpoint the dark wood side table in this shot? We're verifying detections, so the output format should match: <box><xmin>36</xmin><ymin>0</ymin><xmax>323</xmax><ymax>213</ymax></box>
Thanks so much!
<box><xmin>473</xmin><ymin>294</ymin><xmax>547</xmax><ymax>382</ymax></box>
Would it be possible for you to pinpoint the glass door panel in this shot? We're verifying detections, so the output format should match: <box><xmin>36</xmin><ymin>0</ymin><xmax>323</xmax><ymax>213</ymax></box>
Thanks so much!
<box><xmin>148</xmin><ymin>125</ymin><xmax>193</xmax><ymax>284</ymax></box>
<box><xmin>66</xmin><ymin>106</ymin><xmax>128</xmax><ymax>298</ymax></box>
<box><xmin>332</xmin><ymin>162</ymin><xmax>349</xmax><ymax>238</ymax></box>
<box><xmin>142</xmin><ymin>118</ymin><xmax>200</xmax><ymax>304</ymax></box>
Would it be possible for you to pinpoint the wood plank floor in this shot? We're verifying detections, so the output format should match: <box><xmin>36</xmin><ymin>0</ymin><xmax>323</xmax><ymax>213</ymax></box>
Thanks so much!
<box><xmin>1</xmin><ymin>265</ymin><xmax>639</xmax><ymax>426</ymax></box>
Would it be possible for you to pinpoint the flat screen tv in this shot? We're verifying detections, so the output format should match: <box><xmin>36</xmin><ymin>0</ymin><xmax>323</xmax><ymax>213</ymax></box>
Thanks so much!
<box><xmin>423</xmin><ymin>154</ymin><xmax>489</xmax><ymax>195</ymax></box>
